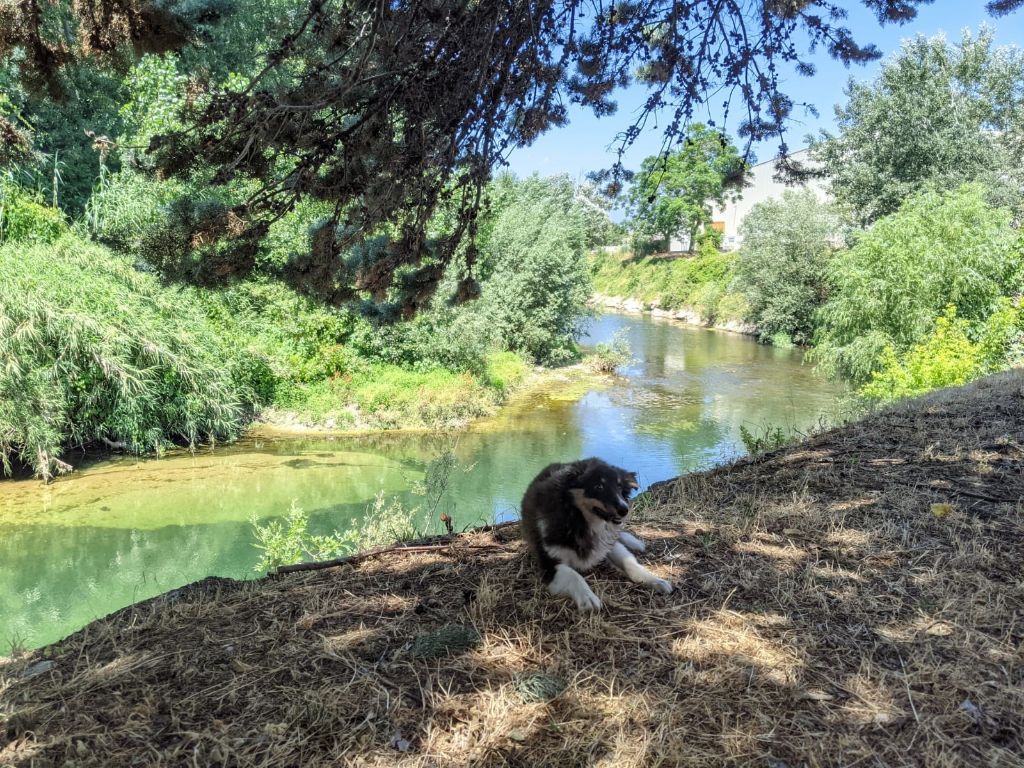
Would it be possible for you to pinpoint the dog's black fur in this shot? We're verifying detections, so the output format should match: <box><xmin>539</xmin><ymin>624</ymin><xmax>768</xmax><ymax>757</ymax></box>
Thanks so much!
<box><xmin>520</xmin><ymin>457</ymin><xmax>635</xmax><ymax>583</ymax></box>
<box><xmin>519</xmin><ymin>457</ymin><xmax>673</xmax><ymax>611</ymax></box>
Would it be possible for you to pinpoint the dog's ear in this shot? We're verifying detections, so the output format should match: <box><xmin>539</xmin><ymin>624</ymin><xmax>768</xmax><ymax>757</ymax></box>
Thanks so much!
<box><xmin>562</xmin><ymin>461</ymin><xmax>585</xmax><ymax>489</ymax></box>
<box><xmin>623</xmin><ymin>471</ymin><xmax>639</xmax><ymax>490</ymax></box>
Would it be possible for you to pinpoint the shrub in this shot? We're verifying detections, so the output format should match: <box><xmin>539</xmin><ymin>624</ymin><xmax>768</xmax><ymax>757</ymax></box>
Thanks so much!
<box><xmin>814</xmin><ymin>185</ymin><xmax>1021</xmax><ymax>382</ymax></box>
<box><xmin>83</xmin><ymin>170</ymin><xmax>187</xmax><ymax>252</ymax></box>
<box><xmin>738</xmin><ymin>424</ymin><xmax>798</xmax><ymax>456</ymax></box>
<box><xmin>588</xmin><ymin>330</ymin><xmax>633</xmax><ymax>373</ymax></box>
<box><xmin>735</xmin><ymin>189</ymin><xmax>842</xmax><ymax>345</ymax></box>
<box><xmin>0</xmin><ymin>180</ymin><xmax>66</xmax><ymax>245</ymax></box>
<box><xmin>860</xmin><ymin>302</ymin><xmax>1024</xmax><ymax>402</ymax></box>
<box><xmin>0</xmin><ymin>235</ymin><xmax>251</xmax><ymax>478</ymax></box>
<box><xmin>715</xmin><ymin>292</ymin><xmax>752</xmax><ymax>324</ymax></box>
<box><xmin>477</xmin><ymin>175</ymin><xmax>592</xmax><ymax>364</ymax></box>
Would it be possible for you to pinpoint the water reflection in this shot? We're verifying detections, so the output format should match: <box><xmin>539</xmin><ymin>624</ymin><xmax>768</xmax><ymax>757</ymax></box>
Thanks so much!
<box><xmin>0</xmin><ymin>312</ymin><xmax>844</xmax><ymax>652</ymax></box>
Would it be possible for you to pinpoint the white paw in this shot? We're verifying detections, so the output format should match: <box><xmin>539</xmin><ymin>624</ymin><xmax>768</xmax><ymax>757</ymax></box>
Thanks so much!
<box><xmin>649</xmin><ymin>578</ymin><xmax>674</xmax><ymax>595</ymax></box>
<box><xmin>575</xmin><ymin>590</ymin><xmax>603</xmax><ymax>611</ymax></box>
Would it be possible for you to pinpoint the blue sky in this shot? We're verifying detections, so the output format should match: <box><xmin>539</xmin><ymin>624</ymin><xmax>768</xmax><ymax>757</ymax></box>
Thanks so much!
<box><xmin>505</xmin><ymin>1</ymin><xmax>1024</xmax><ymax>180</ymax></box>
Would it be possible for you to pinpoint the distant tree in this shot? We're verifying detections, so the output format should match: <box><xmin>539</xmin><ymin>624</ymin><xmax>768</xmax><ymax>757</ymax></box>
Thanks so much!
<box><xmin>3</xmin><ymin>0</ymin><xmax>1022</xmax><ymax>316</ymax></box>
<box><xmin>735</xmin><ymin>189</ymin><xmax>843</xmax><ymax>345</ymax></box>
<box><xmin>477</xmin><ymin>175</ymin><xmax>592</xmax><ymax>364</ymax></box>
<box><xmin>810</xmin><ymin>28</ymin><xmax>1024</xmax><ymax>224</ymax></box>
<box><xmin>626</xmin><ymin>124</ymin><xmax>747</xmax><ymax>252</ymax></box>
<box><xmin>574</xmin><ymin>183</ymin><xmax>618</xmax><ymax>249</ymax></box>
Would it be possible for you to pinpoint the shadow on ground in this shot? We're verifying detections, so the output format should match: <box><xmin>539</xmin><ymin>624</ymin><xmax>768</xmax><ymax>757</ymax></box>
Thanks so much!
<box><xmin>2</xmin><ymin>371</ymin><xmax>1022</xmax><ymax>767</ymax></box>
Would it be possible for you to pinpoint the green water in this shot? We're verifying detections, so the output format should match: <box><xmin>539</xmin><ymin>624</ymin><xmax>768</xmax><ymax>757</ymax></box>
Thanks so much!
<box><xmin>0</xmin><ymin>312</ymin><xmax>845</xmax><ymax>653</ymax></box>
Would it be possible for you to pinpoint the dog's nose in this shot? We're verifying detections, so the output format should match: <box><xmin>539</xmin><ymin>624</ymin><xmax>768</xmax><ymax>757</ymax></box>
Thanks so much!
<box><xmin>614</xmin><ymin>494</ymin><xmax>630</xmax><ymax>517</ymax></box>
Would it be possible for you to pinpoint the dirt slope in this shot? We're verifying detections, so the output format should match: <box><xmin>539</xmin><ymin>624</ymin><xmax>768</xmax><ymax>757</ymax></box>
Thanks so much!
<box><xmin>2</xmin><ymin>370</ymin><xmax>1023</xmax><ymax>767</ymax></box>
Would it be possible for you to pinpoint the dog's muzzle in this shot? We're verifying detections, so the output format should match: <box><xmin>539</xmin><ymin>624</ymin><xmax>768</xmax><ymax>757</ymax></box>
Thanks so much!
<box><xmin>612</xmin><ymin>493</ymin><xmax>630</xmax><ymax>519</ymax></box>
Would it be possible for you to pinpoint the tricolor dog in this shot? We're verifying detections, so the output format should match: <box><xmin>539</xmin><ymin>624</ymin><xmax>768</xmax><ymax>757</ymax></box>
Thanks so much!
<box><xmin>520</xmin><ymin>457</ymin><xmax>673</xmax><ymax>611</ymax></box>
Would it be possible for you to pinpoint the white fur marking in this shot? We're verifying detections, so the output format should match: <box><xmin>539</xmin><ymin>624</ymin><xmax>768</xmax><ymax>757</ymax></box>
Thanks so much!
<box><xmin>549</xmin><ymin>564</ymin><xmax>602</xmax><ymax>611</ymax></box>
<box><xmin>618</xmin><ymin>530</ymin><xmax>646</xmax><ymax>554</ymax></box>
<box><xmin>607</xmin><ymin>542</ymin><xmax>673</xmax><ymax>595</ymax></box>
<box><xmin>543</xmin><ymin>511</ymin><xmax>620</xmax><ymax>572</ymax></box>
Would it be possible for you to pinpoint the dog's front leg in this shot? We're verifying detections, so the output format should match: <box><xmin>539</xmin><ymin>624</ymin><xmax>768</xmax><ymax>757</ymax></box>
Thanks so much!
<box><xmin>607</xmin><ymin>542</ymin><xmax>673</xmax><ymax>595</ymax></box>
<box><xmin>548</xmin><ymin>564</ymin><xmax>602</xmax><ymax>611</ymax></box>
<box><xmin>618</xmin><ymin>530</ymin><xmax>646</xmax><ymax>554</ymax></box>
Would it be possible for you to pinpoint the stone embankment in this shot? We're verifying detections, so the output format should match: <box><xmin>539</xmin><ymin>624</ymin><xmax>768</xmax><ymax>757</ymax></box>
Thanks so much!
<box><xmin>592</xmin><ymin>293</ymin><xmax>758</xmax><ymax>336</ymax></box>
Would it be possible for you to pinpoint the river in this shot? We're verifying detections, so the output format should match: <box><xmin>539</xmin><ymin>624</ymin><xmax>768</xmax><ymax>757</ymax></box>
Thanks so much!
<box><xmin>0</xmin><ymin>312</ymin><xmax>846</xmax><ymax>654</ymax></box>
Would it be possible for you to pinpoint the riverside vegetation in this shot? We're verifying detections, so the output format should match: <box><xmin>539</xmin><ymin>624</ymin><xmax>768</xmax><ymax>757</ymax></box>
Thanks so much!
<box><xmin>0</xmin><ymin>170</ymin><xmax>606</xmax><ymax>480</ymax></box>
<box><xmin>594</xmin><ymin>30</ymin><xmax>1024</xmax><ymax>406</ymax></box>
<box><xmin>0</xmin><ymin>0</ymin><xmax>617</xmax><ymax>481</ymax></box>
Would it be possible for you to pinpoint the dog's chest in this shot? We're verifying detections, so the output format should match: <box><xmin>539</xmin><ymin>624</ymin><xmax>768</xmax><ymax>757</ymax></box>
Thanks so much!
<box><xmin>543</xmin><ymin>514</ymin><xmax>620</xmax><ymax>572</ymax></box>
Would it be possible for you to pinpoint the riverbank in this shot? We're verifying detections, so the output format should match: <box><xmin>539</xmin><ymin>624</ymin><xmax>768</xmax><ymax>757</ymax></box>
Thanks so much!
<box><xmin>251</xmin><ymin>360</ymin><xmax>609</xmax><ymax>438</ymax></box>
<box><xmin>3</xmin><ymin>369</ymin><xmax>1020</xmax><ymax>766</ymax></box>
<box><xmin>592</xmin><ymin>291</ymin><xmax>758</xmax><ymax>335</ymax></box>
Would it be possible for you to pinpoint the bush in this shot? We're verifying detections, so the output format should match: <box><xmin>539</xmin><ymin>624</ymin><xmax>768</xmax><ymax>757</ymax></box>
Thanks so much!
<box><xmin>814</xmin><ymin>185</ymin><xmax>1021</xmax><ymax>382</ymax></box>
<box><xmin>860</xmin><ymin>302</ymin><xmax>1024</xmax><ymax>402</ymax></box>
<box><xmin>588</xmin><ymin>330</ymin><xmax>633</xmax><ymax>373</ymax></box>
<box><xmin>739</xmin><ymin>424</ymin><xmax>798</xmax><ymax>456</ymax></box>
<box><xmin>0</xmin><ymin>181</ymin><xmax>66</xmax><ymax>245</ymax></box>
<box><xmin>84</xmin><ymin>170</ymin><xmax>188</xmax><ymax>252</ymax></box>
<box><xmin>735</xmin><ymin>189</ymin><xmax>842</xmax><ymax>345</ymax></box>
<box><xmin>0</xmin><ymin>235</ymin><xmax>251</xmax><ymax>478</ymax></box>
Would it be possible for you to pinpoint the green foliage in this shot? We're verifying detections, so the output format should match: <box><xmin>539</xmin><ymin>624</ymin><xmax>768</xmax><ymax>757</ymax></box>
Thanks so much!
<box><xmin>410</xmin><ymin>624</ymin><xmax>481</xmax><ymax>658</ymax></box>
<box><xmin>84</xmin><ymin>170</ymin><xmax>190</xmax><ymax>251</ymax></box>
<box><xmin>0</xmin><ymin>235</ymin><xmax>252</xmax><ymax>479</ymax></box>
<box><xmin>118</xmin><ymin>54</ymin><xmax>189</xmax><ymax>146</ymax></box>
<box><xmin>250</xmin><ymin>501</ymin><xmax>359</xmax><ymax>572</ymax></box>
<box><xmin>588</xmin><ymin>329</ymin><xmax>633</xmax><ymax>373</ymax></box>
<box><xmin>482</xmin><ymin>351</ymin><xmax>529</xmax><ymax>393</ymax></box>
<box><xmin>0</xmin><ymin>60</ymin><xmax>126</xmax><ymax>214</ymax></box>
<box><xmin>811</xmin><ymin>29</ymin><xmax>1024</xmax><ymax>223</ymax></box>
<box><xmin>626</xmin><ymin>124</ymin><xmax>747</xmax><ymax>248</ymax></box>
<box><xmin>738</xmin><ymin>424</ymin><xmax>799</xmax><ymax>456</ymax></box>
<box><xmin>860</xmin><ymin>303</ymin><xmax>1024</xmax><ymax>402</ymax></box>
<box><xmin>0</xmin><ymin>179</ymin><xmax>66</xmax><ymax>245</ymax></box>
<box><xmin>814</xmin><ymin>185</ymin><xmax>1021</xmax><ymax>382</ymax></box>
<box><xmin>251</xmin><ymin>449</ymin><xmax>464</xmax><ymax>571</ymax></box>
<box><xmin>476</xmin><ymin>175</ymin><xmax>592</xmax><ymax>364</ymax></box>
<box><xmin>735</xmin><ymin>190</ymin><xmax>843</xmax><ymax>345</ymax></box>
<box><xmin>590</xmin><ymin>248</ymin><xmax>741</xmax><ymax>322</ymax></box>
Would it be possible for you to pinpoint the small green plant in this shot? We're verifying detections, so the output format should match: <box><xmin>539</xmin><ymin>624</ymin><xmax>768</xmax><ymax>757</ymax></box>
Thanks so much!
<box><xmin>250</xmin><ymin>501</ymin><xmax>358</xmax><ymax>572</ymax></box>
<box><xmin>739</xmin><ymin>423</ymin><xmax>799</xmax><ymax>456</ymax></box>
<box><xmin>410</xmin><ymin>624</ymin><xmax>481</xmax><ymax>658</ymax></box>
<box><xmin>251</xmin><ymin>448</ymin><xmax>465</xmax><ymax>571</ymax></box>
<box><xmin>588</xmin><ymin>329</ymin><xmax>633</xmax><ymax>373</ymax></box>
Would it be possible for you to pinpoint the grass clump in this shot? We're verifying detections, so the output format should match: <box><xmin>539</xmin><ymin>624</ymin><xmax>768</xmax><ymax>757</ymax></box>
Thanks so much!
<box><xmin>410</xmin><ymin>624</ymin><xmax>481</xmax><ymax>659</ymax></box>
<box><xmin>0</xmin><ymin>235</ymin><xmax>253</xmax><ymax>479</ymax></box>
<box><xmin>587</xmin><ymin>329</ymin><xmax>633</xmax><ymax>373</ymax></box>
<box><xmin>514</xmin><ymin>672</ymin><xmax>567</xmax><ymax>702</ymax></box>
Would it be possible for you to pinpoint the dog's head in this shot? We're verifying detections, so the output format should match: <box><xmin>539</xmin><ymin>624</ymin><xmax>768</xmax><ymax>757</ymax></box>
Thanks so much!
<box><xmin>568</xmin><ymin>459</ymin><xmax>638</xmax><ymax>523</ymax></box>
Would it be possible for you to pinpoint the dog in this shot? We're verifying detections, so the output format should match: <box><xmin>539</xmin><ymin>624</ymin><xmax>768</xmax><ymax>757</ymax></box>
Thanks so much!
<box><xmin>520</xmin><ymin>457</ymin><xmax>673</xmax><ymax>611</ymax></box>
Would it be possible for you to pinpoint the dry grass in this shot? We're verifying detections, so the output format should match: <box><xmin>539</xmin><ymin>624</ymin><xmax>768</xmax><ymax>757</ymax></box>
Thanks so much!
<box><xmin>2</xmin><ymin>371</ymin><xmax>1023</xmax><ymax>767</ymax></box>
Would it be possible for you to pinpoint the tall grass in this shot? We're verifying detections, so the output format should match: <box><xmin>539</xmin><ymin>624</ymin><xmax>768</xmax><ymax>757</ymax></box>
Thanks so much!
<box><xmin>0</xmin><ymin>235</ymin><xmax>253</xmax><ymax>479</ymax></box>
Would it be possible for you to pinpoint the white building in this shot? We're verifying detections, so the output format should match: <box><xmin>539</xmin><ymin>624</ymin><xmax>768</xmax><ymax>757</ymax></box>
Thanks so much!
<box><xmin>665</xmin><ymin>148</ymin><xmax>829</xmax><ymax>253</ymax></box>
<box><xmin>711</xmin><ymin>148</ymin><xmax>829</xmax><ymax>251</ymax></box>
